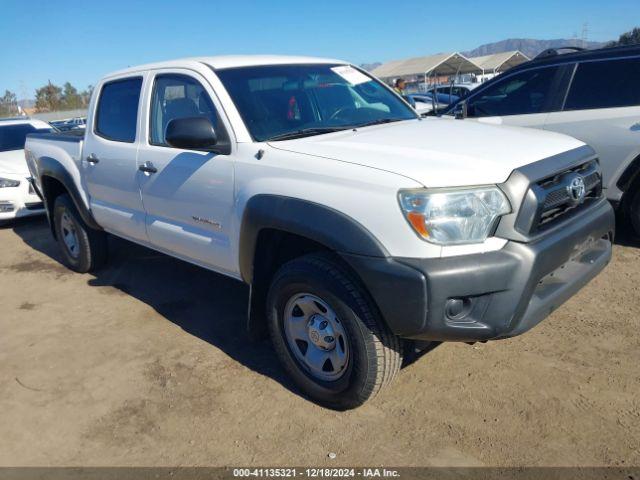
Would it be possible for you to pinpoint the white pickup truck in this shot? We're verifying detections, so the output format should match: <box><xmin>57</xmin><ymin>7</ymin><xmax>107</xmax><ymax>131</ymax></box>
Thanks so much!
<box><xmin>25</xmin><ymin>55</ymin><xmax>614</xmax><ymax>409</ymax></box>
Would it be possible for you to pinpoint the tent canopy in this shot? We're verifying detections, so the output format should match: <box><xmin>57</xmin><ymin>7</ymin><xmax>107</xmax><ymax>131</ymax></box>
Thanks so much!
<box><xmin>469</xmin><ymin>50</ymin><xmax>530</xmax><ymax>72</ymax></box>
<box><xmin>371</xmin><ymin>52</ymin><xmax>482</xmax><ymax>79</ymax></box>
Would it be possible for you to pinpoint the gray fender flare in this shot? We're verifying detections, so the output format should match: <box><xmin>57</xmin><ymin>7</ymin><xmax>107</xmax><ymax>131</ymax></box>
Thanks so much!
<box><xmin>38</xmin><ymin>156</ymin><xmax>102</xmax><ymax>235</ymax></box>
<box><xmin>238</xmin><ymin>195</ymin><xmax>388</xmax><ymax>284</ymax></box>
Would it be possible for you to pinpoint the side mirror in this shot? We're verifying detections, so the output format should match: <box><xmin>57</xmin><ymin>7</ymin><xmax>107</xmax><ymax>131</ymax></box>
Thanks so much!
<box><xmin>454</xmin><ymin>101</ymin><xmax>468</xmax><ymax>120</ymax></box>
<box><xmin>165</xmin><ymin>116</ymin><xmax>218</xmax><ymax>151</ymax></box>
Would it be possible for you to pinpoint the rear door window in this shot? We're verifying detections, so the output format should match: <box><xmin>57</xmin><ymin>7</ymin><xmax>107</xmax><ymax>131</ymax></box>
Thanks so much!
<box><xmin>466</xmin><ymin>66</ymin><xmax>562</xmax><ymax>117</ymax></box>
<box><xmin>95</xmin><ymin>77</ymin><xmax>142</xmax><ymax>142</ymax></box>
<box><xmin>564</xmin><ymin>57</ymin><xmax>640</xmax><ymax>110</ymax></box>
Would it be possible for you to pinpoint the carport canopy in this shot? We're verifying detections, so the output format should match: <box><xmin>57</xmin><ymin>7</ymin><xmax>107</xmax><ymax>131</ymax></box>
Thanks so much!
<box><xmin>469</xmin><ymin>50</ymin><xmax>530</xmax><ymax>73</ymax></box>
<box><xmin>371</xmin><ymin>52</ymin><xmax>483</xmax><ymax>80</ymax></box>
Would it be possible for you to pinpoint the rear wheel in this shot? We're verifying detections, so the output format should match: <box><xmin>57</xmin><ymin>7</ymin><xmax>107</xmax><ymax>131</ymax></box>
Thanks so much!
<box><xmin>53</xmin><ymin>194</ymin><xmax>107</xmax><ymax>273</ymax></box>
<box><xmin>266</xmin><ymin>253</ymin><xmax>402</xmax><ymax>410</ymax></box>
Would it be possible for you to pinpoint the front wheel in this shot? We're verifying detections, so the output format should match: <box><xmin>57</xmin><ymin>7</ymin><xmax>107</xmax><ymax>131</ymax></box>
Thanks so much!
<box><xmin>266</xmin><ymin>253</ymin><xmax>402</xmax><ymax>410</ymax></box>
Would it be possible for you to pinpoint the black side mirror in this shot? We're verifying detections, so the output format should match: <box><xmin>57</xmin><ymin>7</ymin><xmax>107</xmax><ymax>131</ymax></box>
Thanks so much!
<box><xmin>166</xmin><ymin>116</ymin><xmax>218</xmax><ymax>151</ymax></box>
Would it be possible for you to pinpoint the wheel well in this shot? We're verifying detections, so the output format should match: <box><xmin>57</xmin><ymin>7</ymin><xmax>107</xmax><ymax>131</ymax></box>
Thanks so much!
<box><xmin>247</xmin><ymin>229</ymin><xmax>331</xmax><ymax>340</ymax></box>
<box><xmin>617</xmin><ymin>153</ymin><xmax>640</xmax><ymax>195</ymax></box>
<box><xmin>253</xmin><ymin>229</ymin><xmax>330</xmax><ymax>291</ymax></box>
<box><xmin>41</xmin><ymin>176</ymin><xmax>68</xmax><ymax>238</ymax></box>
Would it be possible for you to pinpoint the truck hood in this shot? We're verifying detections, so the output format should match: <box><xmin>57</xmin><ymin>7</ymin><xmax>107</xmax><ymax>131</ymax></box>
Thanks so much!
<box><xmin>0</xmin><ymin>149</ymin><xmax>29</xmax><ymax>176</ymax></box>
<box><xmin>269</xmin><ymin>118</ymin><xmax>585</xmax><ymax>187</ymax></box>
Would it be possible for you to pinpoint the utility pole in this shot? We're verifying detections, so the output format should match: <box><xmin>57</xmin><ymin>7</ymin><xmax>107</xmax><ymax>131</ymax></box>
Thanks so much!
<box><xmin>581</xmin><ymin>22</ymin><xmax>589</xmax><ymax>48</ymax></box>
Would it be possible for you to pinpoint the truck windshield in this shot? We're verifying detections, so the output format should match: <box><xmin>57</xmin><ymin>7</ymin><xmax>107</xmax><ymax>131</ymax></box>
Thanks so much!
<box><xmin>0</xmin><ymin>124</ymin><xmax>53</xmax><ymax>152</ymax></box>
<box><xmin>216</xmin><ymin>64</ymin><xmax>417</xmax><ymax>141</ymax></box>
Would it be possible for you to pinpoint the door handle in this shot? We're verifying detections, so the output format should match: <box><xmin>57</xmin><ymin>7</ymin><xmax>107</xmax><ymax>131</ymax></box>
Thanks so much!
<box><xmin>86</xmin><ymin>154</ymin><xmax>100</xmax><ymax>164</ymax></box>
<box><xmin>138</xmin><ymin>161</ymin><xmax>158</xmax><ymax>174</ymax></box>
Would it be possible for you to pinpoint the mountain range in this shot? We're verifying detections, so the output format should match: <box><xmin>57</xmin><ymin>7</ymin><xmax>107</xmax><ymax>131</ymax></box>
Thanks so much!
<box><xmin>462</xmin><ymin>38</ymin><xmax>606</xmax><ymax>59</ymax></box>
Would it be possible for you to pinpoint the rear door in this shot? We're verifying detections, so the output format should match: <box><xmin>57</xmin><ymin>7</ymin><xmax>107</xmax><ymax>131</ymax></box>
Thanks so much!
<box><xmin>462</xmin><ymin>64</ymin><xmax>571</xmax><ymax>128</ymax></box>
<box><xmin>83</xmin><ymin>76</ymin><xmax>148</xmax><ymax>241</ymax></box>
<box><xmin>543</xmin><ymin>56</ymin><xmax>640</xmax><ymax>200</ymax></box>
<box><xmin>136</xmin><ymin>69</ymin><xmax>237</xmax><ymax>275</ymax></box>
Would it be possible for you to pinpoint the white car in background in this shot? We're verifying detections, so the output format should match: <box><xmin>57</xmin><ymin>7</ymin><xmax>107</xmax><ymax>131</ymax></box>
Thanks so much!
<box><xmin>426</xmin><ymin>83</ymin><xmax>478</xmax><ymax>99</ymax></box>
<box><xmin>0</xmin><ymin>118</ymin><xmax>52</xmax><ymax>223</ymax></box>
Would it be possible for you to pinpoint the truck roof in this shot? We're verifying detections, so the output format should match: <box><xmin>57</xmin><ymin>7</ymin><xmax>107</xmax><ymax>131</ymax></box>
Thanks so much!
<box><xmin>105</xmin><ymin>55</ymin><xmax>347</xmax><ymax>79</ymax></box>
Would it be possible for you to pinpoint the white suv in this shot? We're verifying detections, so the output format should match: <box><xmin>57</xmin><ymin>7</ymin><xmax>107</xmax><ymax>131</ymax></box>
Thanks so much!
<box><xmin>446</xmin><ymin>45</ymin><xmax>640</xmax><ymax>234</ymax></box>
<box><xmin>0</xmin><ymin>118</ymin><xmax>52</xmax><ymax>223</ymax></box>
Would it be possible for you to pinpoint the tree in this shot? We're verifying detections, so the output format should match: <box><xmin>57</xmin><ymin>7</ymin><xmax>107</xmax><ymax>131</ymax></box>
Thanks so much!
<box><xmin>607</xmin><ymin>27</ymin><xmax>640</xmax><ymax>47</ymax></box>
<box><xmin>61</xmin><ymin>82</ymin><xmax>82</xmax><ymax>110</ymax></box>
<box><xmin>35</xmin><ymin>81</ymin><xmax>63</xmax><ymax>112</ymax></box>
<box><xmin>80</xmin><ymin>85</ymin><xmax>94</xmax><ymax>107</ymax></box>
<box><xmin>0</xmin><ymin>90</ymin><xmax>18</xmax><ymax>117</ymax></box>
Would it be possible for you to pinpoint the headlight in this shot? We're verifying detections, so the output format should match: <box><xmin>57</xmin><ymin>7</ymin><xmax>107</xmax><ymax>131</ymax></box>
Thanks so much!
<box><xmin>0</xmin><ymin>177</ymin><xmax>20</xmax><ymax>188</ymax></box>
<box><xmin>399</xmin><ymin>186</ymin><xmax>511</xmax><ymax>245</ymax></box>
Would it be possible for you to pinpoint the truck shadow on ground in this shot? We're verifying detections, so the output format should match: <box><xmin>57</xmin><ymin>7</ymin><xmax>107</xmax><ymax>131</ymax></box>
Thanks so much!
<box><xmin>9</xmin><ymin>217</ymin><xmax>302</xmax><ymax>398</ymax></box>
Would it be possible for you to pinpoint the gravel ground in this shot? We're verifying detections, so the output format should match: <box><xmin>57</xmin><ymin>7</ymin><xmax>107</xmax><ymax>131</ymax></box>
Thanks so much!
<box><xmin>0</xmin><ymin>216</ymin><xmax>638</xmax><ymax>467</ymax></box>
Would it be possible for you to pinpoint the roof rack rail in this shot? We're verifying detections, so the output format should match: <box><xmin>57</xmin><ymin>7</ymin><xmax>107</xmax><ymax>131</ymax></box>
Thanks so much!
<box><xmin>534</xmin><ymin>46</ymin><xmax>586</xmax><ymax>60</ymax></box>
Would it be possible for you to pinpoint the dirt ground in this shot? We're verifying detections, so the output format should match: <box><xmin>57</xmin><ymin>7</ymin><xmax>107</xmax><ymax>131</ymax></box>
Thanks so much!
<box><xmin>0</xmin><ymin>216</ymin><xmax>638</xmax><ymax>467</ymax></box>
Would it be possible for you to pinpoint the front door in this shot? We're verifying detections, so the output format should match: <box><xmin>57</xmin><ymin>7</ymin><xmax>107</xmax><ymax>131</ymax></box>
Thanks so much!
<box><xmin>136</xmin><ymin>70</ymin><xmax>237</xmax><ymax>275</ymax></box>
<box><xmin>464</xmin><ymin>64</ymin><xmax>570</xmax><ymax>129</ymax></box>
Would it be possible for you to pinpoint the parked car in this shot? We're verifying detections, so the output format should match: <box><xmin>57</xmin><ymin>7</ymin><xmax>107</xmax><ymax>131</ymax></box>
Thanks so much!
<box><xmin>50</xmin><ymin>117</ymin><xmax>86</xmax><ymax>132</ymax></box>
<box><xmin>406</xmin><ymin>93</ymin><xmax>459</xmax><ymax>115</ymax></box>
<box><xmin>444</xmin><ymin>44</ymin><xmax>640</xmax><ymax>234</ymax></box>
<box><xmin>26</xmin><ymin>56</ymin><xmax>614</xmax><ymax>409</ymax></box>
<box><xmin>0</xmin><ymin>117</ymin><xmax>52</xmax><ymax>223</ymax></box>
<box><xmin>427</xmin><ymin>83</ymin><xmax>477</xmax><ymax>100</ymax></box>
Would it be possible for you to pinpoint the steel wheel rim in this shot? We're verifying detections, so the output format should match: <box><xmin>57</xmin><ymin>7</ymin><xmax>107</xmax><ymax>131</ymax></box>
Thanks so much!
<box><xmin>283</xmin><ymin>293</ymin><xmax>349</xmax><ymax>381</ymax></box>
<box><xmin>60</xmin><ymin>211</ymin><xmax>79</xmax><ymax>259</ymax></box>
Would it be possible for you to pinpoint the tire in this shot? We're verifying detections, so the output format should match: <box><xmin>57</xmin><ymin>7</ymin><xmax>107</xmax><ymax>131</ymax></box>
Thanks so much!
<box><xmin>627</xmin><ymin>187</ymin><xmax>640</xmax><ymax>237</ymax></box>
<box><xmin>266</xmin><ymin>253</ymin><xmax>402</xmax><ymax>410</ymax></box>
<box><xmin>53</xmin><ymin>194</ymin><xmax>107</xmax><ymax>273</ymax></box>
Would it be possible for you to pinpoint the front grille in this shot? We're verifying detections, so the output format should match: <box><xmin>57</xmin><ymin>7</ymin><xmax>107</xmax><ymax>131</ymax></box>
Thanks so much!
<box><xmin>531</xmin><ymin>160</ymin><xmax>602</xmax><ymax>232</ymax></box>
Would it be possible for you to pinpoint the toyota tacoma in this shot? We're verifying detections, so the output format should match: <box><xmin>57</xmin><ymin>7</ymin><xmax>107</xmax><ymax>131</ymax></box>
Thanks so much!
<box><xmin>25</xmin><ymin>56</ymin><xmax>614</xmax><ymax>409</ymax></box>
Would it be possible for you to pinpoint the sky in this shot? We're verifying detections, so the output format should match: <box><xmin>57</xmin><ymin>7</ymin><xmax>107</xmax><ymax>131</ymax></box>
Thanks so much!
<box><xmin>1</xmin><ymin>0</ymin><xmax>638</xmax><ymax>99</ymax></box>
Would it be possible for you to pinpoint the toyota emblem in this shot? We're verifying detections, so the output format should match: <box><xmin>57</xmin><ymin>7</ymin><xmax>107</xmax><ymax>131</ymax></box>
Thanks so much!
<box><xmin>567</xmin><ymin>176</ymin><xmax>586</xmax><ymax>204</ymax></box>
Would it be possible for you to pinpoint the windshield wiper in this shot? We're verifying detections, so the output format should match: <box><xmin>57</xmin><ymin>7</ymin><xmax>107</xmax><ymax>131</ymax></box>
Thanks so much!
<box><xmin>265</xmin><ymin>127</ymin><xmax>350</xmax><ymax>142</ymax></box>
<box><xmin>347</xmin><ymin>118</ymin><xmax>405</xmax><ymax>129</ymax></box>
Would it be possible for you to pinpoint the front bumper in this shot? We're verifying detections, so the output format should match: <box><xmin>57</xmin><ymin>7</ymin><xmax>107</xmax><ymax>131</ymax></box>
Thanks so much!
<box><xmin>0</xmin><ymin>175</ymin><xmax>45</xmax><ymax>222</ymax></box>
<box><xmin>341</xmin><ymin>197</ymin><xmax>614</xmax><ymax>342</ymax></box>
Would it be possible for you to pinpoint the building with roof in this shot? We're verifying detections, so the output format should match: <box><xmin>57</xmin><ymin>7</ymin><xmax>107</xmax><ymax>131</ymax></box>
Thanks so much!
<box><xmin>468</xmin><ymin>50</ymin><xmax>530</xmax><ymax>81</ymax></box>
<box><xmin>371</xmin><ymin>52</ymin><xmax>483</xmax><ymax>85</ymax></box>
<box><xmin>369</xmin><ymin>50</ymin><xmax>531</xmax><ymax>89</ymax></box>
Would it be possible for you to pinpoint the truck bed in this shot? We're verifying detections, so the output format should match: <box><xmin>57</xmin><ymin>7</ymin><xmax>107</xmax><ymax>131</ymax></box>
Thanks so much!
<box><xmin>26</xmin><ymin>130</ymin><xmax>84</xmax><ymax>164</ymax></box>
<box><xmin>25</xmin><ymin>130</ymin><xmax>86</xmax><ymax>206</ymax></box>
